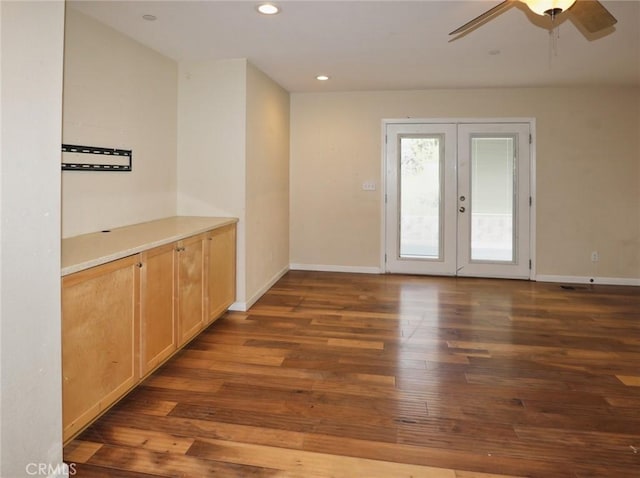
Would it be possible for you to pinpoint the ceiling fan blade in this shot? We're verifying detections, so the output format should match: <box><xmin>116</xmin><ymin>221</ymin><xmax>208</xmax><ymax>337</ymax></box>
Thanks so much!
<box><xmin>570</xmin><ymin>0</ymin><xmax>617</xmax><ymax>33</ymax></box>
<box><xmin>449</xmin><ymin>0</ymin><xmax>515</xmax><ymax>36</ymax></box>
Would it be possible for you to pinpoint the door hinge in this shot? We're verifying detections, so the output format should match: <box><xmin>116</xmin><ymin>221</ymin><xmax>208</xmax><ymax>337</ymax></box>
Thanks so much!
<box><xmin>529</xmin><ymin>196</ymin><xmax>532</xmax><ymax>207</ymax></box>
<box><xmin>384</xmin><ymin>253</ymin><xmax>387</xmax><ymax>263</ymax></box>
<box><xmin>385</xmin><ymin>193</ymin><xmax>388</xmax><ymax>204</ymax></box>
<box><xmin>529</xmin><ymin>259</ymin><xmax>532</xmax><ymax>270</ymax></box>
<box><xmin>529</xmin><ymin>133</ymin><xmax>532</xmax><ymax>144</ymax></box>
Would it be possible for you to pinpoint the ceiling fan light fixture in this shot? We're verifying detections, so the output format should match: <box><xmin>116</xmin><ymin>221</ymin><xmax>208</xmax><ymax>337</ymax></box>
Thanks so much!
<box><xmin>450</xmin><ymin>0</ymin><xmax>616</xmax><ymax>37</ymax></box>
<box><xmin>522</xmin><ymin>0</ymin><xmax>577</xmax><ymax>17</ymax></box>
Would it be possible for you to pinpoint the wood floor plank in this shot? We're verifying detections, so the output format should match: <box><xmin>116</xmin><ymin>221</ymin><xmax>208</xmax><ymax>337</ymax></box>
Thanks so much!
<box><xmin>455</xmin><ymin>472</ymin><xmax>523</xmax><ymax>478</ymax></box>
<box><xmin>64</xmin><ymin>272</ymin><xmax>640</xmax><ymax>477</ymax></box>
<box><xmin>302</xmin><ymin>432</ymin><xmax>562</xmax><ymax>477</ymax></box>
<box><xmin>63</xmin><ymin>440</ymin><xmax>103</xmax><ymax>463</ymax></box>
<box><xmin>71</xmin><ymin>463</ymin><xmax>162</xmax><ymax>478</ymax></box>
<box><xmin>326</xmin><ymin>337</ymin><xmax>385</xmax><ymax>350</ymax></box>
<box><xmin>86</xmin><ymin>444</ymin><xmax>283</xmax><ymax>477</ymax></box>
<box><xmin>187</xmin><ymin>437</ymin><xmax>465</xmax><ymax>478</ymax></box>
<box><xmin>113</xmin><ymin>397</ymin><xmax>178</xmax><ymax>417</ymax></box>
<box><xmin>141</xmin><ymin>375</ymin><xmax>224</xmax><ymax>393</ymax></box>
<box><xmin>179</xmin><ymin>346</ymin><xmax>287</xmax><ymax>366</ymax></box>
<box><xmin>617</xmin><ymin>375</ymin><xmax>640</xmax><ymax>386</ymax></box>
<box><xmin>82</xmin><ymin>426</ymin><xmax>195</xmax><ymax>454</ymax></box>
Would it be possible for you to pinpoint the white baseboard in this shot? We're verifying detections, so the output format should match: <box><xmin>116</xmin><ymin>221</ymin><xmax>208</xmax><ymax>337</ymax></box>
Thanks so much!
<box><xmin>228</xmin><ymin>303</ymin><xmax>247</xmax><ymax>312</ymax></box>
<box><xmin>228</xmin><ymin>270</ymin><xmax>639</xmax><ymax>314</ymax></box>
<box><xmin>228</xmin><ymin>265</ymin><xmax>290</xmax><ymax>312</ymax></box>
<box><xmin>289</xmin><ymin>263</ymin><xmax>383</xmax><ymax>274</ymax></box>
<box><xmin>536</xmin><ymin>274</ymin><xmax>640</xmax><ymax>286</ymax></box>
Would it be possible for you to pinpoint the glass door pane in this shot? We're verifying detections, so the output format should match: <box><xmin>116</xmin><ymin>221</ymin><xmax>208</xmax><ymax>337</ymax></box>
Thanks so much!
<box><xmin>385</xmin><ymin>122</ymin><xmax>457</xmax><ymax>276</ymax></box>
<box><xmin>469</xmin><ymin>135</ymin><xmax>515</xmax><ymax>262</ymax></box>
<box><xmin>399</xmin><ymin>135</ymin><xmax>442</xmax><ymax>259</ymax></box>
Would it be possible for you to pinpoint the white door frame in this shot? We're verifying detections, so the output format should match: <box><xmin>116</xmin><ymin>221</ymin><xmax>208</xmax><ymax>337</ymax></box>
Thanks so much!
<box><xmin>380</xmin><ymin>117</ymin><xmax>537</xmax><ymax>279</ymax></box>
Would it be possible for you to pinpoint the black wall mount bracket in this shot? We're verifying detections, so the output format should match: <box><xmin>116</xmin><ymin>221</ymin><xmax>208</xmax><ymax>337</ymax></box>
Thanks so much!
<box><xmin>62</xmin><ymin>144</ymin><xmax>132</xmax><ymax>172</ymax></box>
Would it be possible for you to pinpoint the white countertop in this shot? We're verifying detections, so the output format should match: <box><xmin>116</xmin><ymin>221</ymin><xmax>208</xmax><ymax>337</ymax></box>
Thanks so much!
<box><xmin>62</xmin><ymin>216</ymin><xmax>238</xmax><ymax>276</ymax></box>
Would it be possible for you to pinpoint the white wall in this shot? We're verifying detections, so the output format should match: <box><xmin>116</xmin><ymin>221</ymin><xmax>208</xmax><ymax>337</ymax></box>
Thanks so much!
<box><xmin>177</xmin><ymin>59</ymin><xmax>248</xmax><ymax>303</ymax></box>
<box><xmin>290</xmin><ymin>87</ymin><xmax>640</xmax><ymax>281</ymax></box>
<box><xmin>177</xmin><ymin>59</ymin><xmax>291</xmax><ymax>308</ymax></box>
<box><xmin>0</xmin><ymin>1</ymin><xmax>66</xmax><ymax>476</ymax></box>
<box><xmin>245</xmin><ymin>63</ymin><xmax>290</xmax><ymax>304</ymax></box>
<box><xmin>62</xmin><ymin>8</ymin><xmax>178</xmax><ymax>238</ymax></box>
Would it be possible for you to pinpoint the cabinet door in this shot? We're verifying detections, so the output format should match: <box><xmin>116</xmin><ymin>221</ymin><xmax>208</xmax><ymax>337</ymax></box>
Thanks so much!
<box><xmin>62</xmin><ymin>255</ymin><xmax>139</xmax><ymax>442</ymax></box>
<box><xmin>176</xmin><ymin>234</ymin><xmax>206</xmax><ymax>346</ymax></box>
<box><xmin>140</xmin><ymin>243</ymin><xmax>176</xmax><ymax>376</ymax></box>
<box><xmin>207</xmin><ymin>224</ymin><xmax>236</xmax><ymax>324</ymax></box>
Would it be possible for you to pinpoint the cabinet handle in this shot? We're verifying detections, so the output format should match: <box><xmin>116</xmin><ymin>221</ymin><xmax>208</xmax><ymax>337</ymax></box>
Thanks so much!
<box><xmin>136</xmin><ymin>262</ymin><xmax>143</xmax><ymax>268</ymax></box>
<box><xmin>176</xmin><ymin>246</ymin><xmax>185</xmax><ymax>252</ymax></box>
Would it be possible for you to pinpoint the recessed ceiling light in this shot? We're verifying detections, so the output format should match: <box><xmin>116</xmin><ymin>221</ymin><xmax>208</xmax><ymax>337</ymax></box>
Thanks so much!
<box><xmin>489</xmin><ymin>49</ymin><xmax>501</xmax><ymax>56</ymax></box>
<box><xmin>257</xmin><ymin>3</ymin><xmax>280</xmax><ymax>15</ymax></box>
<box><xmin>316</xmin><ymin>75</ymin><xmax>330</xmax><ymax>81</ymax></box>
<box><xmin>142</xmin><ymin>14</ymin><xmax>157</xmax><ymax>21</ymax></box>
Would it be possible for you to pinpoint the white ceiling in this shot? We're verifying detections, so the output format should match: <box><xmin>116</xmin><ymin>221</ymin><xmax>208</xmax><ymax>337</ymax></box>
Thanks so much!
<box><xmin>68</xmin><ymin>0</ymin><xmax>640</xmax><ymax>93</ymax></box>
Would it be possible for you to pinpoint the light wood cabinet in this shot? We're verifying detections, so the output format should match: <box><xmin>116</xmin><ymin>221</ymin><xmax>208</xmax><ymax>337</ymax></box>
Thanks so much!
<box><xmin>176</xmin><ymin>233</ymin><xmax>206</xmax><ymax>346</ymax></box>
<box><xmin>139</xmin><ymin>243</ymin><xmax>176</xmax><ymax>376</ymax></box>
<box><xmin>62</xmin><ymin>221</ymin><xmax>236</xmax><ymax>443</ymax></box>
<box><xmin>62</xmin><ymin>255</ymin><xmax>140</xmax><ymax>442</ymax></box>
<box><xmin>207</xmin><ymin>224</ymin><xmax>236</xmax><ymax>324</ymax></box>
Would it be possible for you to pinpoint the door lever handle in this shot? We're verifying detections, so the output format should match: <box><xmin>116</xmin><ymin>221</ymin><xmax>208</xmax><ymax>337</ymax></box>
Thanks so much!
<box><xmin>459</xmin><ymin>206</ymin><xmax>466</xmax><ymax>213</ymax></box>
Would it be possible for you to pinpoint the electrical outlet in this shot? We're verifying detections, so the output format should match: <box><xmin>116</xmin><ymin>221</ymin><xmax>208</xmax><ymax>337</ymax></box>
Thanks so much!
<box><xmin>591</xmin><ymin>251</ymin><xmax>599</xmax><ymax>262</ymax></box>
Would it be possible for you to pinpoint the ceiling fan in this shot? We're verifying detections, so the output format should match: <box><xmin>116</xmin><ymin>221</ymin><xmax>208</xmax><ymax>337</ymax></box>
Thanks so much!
<box><xmin>450</xmin><ymin>0</ymin><xmax>617</xmax><ymax>37</ymax></box>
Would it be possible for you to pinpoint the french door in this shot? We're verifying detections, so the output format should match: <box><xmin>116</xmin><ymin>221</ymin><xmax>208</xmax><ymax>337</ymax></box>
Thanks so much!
<box><xmin>385</xmin><ymin>121</ymin><xmax>532</xmax><ymax>279</ymax></box>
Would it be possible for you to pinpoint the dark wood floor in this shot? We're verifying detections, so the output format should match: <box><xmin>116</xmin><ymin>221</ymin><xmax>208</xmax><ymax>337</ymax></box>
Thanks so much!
<box><xmin>64</xmin><ymin>271</ymin><xmax>640</xmax><ymax>477</ymax></box>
